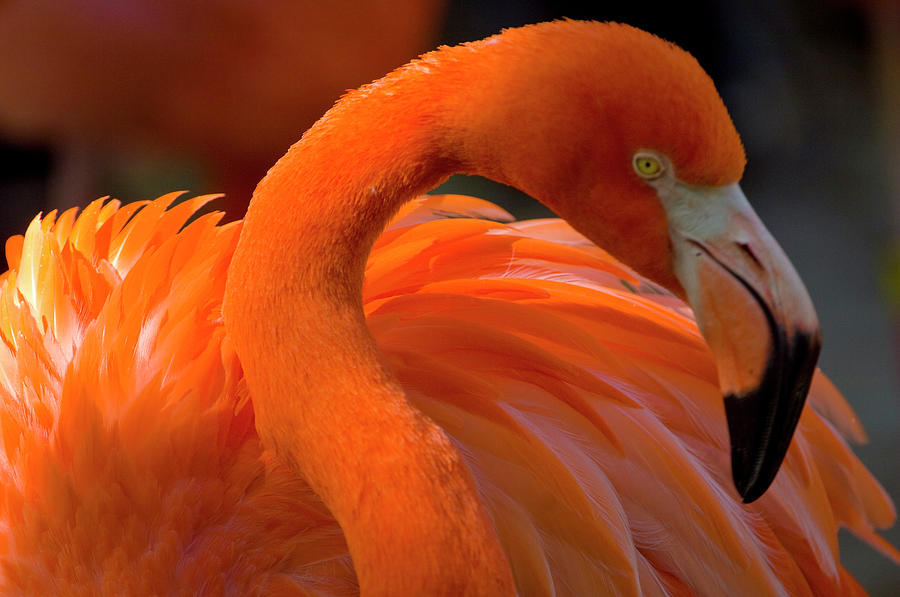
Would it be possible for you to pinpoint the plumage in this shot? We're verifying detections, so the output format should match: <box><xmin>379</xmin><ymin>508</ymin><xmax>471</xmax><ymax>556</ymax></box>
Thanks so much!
<box><xmin>0</xmin><ymin>20</ymin><xmax>897</xmax><ymax>596</ymax></box>
<box><xmin>0</xmin><ymin>193</ymin><xmax>894</xmax><ymax>595</ymax></box>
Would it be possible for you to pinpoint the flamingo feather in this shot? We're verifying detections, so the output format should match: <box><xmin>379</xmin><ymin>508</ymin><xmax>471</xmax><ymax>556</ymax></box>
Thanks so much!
<box><xmin>0</xmin><ymin>193</ymin><xmax>894</xmax><ymax>594</ymax></box>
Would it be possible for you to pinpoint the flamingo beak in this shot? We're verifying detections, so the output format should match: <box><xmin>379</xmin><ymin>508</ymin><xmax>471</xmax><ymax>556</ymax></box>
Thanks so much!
<box><xmin>660</xmin><ymin>182</ymin><xmax>821</xmax><ymax>503</ymax></box>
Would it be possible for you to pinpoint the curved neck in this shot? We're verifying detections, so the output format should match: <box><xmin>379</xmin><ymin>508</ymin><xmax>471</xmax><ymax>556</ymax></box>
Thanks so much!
<box><xmin>224</xmin><ymin>57</ymin><xmax>516</xmax><ymax>594</ymax></box>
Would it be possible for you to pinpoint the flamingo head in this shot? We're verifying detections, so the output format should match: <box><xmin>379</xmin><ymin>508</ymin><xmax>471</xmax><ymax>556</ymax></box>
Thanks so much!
<box><xmin>462</xmin><ymin>22</ymin><xmax>822</xmax><ymax>502</ymax></box>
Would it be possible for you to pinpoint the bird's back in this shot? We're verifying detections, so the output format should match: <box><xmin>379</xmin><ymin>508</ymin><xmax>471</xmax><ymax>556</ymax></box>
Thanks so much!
<box><xmin>372</xmin><ymin>200</ymin><xmax>900</xmax><ymax>595</ymax></box>
<box><xmin>0</xmin><ymin>195</ymin><xmax>355</xmax><ymax>595</ymax></box>
<box><xmin>0</xmin><ymin>195</ymin><xmax>895</xmax><ymax>595</ymax></box>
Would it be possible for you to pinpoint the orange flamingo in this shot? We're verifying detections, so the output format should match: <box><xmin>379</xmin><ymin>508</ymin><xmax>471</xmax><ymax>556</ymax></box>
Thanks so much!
<box><xmin>0</xmin><ymin>21</ymin><xmax>897</xmax><ymax>595</ymax></box>
<box><xmin>0</xmin><ymin>0</ymin><xmax>444</xmax><ymax>214</ymax></box>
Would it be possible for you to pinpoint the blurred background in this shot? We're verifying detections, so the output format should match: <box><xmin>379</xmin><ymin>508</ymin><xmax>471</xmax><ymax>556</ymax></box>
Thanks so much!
<box><xmin>0</xmin><ymin>0</ymin><xmax>897</xmax><ymax>593</ymax></box>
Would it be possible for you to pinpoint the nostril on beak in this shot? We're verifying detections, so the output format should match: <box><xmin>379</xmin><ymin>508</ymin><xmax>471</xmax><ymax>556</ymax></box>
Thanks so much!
<box><xmin>737</xmin><ymin>242</ymin><xmax>763</xmax><ymax>270</ymax></box>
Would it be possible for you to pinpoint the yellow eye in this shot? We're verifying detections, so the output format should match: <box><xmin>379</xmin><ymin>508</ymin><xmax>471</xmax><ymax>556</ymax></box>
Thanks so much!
<box><xmin>633</xmin><ymin>154</ymin><xmax>664</xmax><ymax>179</ymax></box>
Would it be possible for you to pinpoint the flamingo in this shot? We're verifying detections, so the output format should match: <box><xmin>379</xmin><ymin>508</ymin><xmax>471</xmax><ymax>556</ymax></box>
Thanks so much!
<box><xmin>0</xmin><ymin>20</ymin><xmax>897</xmax><ymax>595</ymax></box>
<box><xmin>0</xmin><ymin>0</ymin><xmax>444</xmax><ymax>215</ymax></box>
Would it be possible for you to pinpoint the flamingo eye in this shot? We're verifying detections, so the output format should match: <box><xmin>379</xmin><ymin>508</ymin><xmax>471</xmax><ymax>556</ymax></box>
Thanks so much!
<box><xmin>633</xmin><ymin>153</ymin><xmax>664</xmax><ymax>179</ymax></box>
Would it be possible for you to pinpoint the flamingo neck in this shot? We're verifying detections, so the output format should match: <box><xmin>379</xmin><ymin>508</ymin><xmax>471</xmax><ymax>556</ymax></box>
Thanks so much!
<box><xmin>224</xmin><ymin>58</ymin><xmax>516</xmax><ymax>594</ymax></box>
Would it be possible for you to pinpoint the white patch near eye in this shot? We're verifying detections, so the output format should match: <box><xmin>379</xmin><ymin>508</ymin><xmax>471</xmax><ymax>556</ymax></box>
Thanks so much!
<box><xmin>659</xmin><ymin>182</ymin><xmax>751</xmax><ymax>242</ymax></box>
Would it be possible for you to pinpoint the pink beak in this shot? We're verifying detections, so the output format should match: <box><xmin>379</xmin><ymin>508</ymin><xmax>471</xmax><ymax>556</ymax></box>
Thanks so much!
<box><xmin>663</xmin><ymin>182</ymin><xmax>821</xmax><ymax>502</ymax></box>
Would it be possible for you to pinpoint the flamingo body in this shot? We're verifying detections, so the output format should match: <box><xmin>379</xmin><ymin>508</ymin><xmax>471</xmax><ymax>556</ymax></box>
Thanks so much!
<box><xmin>0</xmin><ymin>193</ymin><xmax>895</xmax><ymax>595</ymax></box>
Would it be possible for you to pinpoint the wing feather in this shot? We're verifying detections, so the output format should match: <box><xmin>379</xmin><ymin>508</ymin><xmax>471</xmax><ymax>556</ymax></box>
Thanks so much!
<box><xmin>372</xmin><ymin>196</ymin><xmax>897</xmax><ymax>595</ymax></box>
<box><xmin>0</xmin><ymin>194</ymin><xmax>893</xmax><ymax>595</ymax></box>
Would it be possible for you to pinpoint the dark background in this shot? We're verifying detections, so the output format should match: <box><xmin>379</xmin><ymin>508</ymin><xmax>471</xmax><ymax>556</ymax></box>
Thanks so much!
<box><xmin>1</xmin><ymin>1</ymin><xmax>897</xmax><ymax>593</ymax></box>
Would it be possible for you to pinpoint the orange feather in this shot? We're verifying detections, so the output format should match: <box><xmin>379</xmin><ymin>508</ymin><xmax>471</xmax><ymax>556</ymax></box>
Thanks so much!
<box><xmin>0</xmin><ymin>193</ymin><xmax>894</xmax><ymax>594</ymax></box>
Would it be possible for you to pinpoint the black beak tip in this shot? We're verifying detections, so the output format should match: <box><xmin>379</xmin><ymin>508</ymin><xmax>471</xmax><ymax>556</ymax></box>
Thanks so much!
<box><xmin>725</xmin><ymin>392</ymin><xmax>783</xmax><ymax>504</ymax></box>
<box><xmin>724</xmin><ymin>329</ymin><xmax>821</xmax><ymax>504</ymax></box>
<box><xmin>740</xmin><ymin>487</ymin><xmax>765</xmax><ymax>505</ymax></box>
